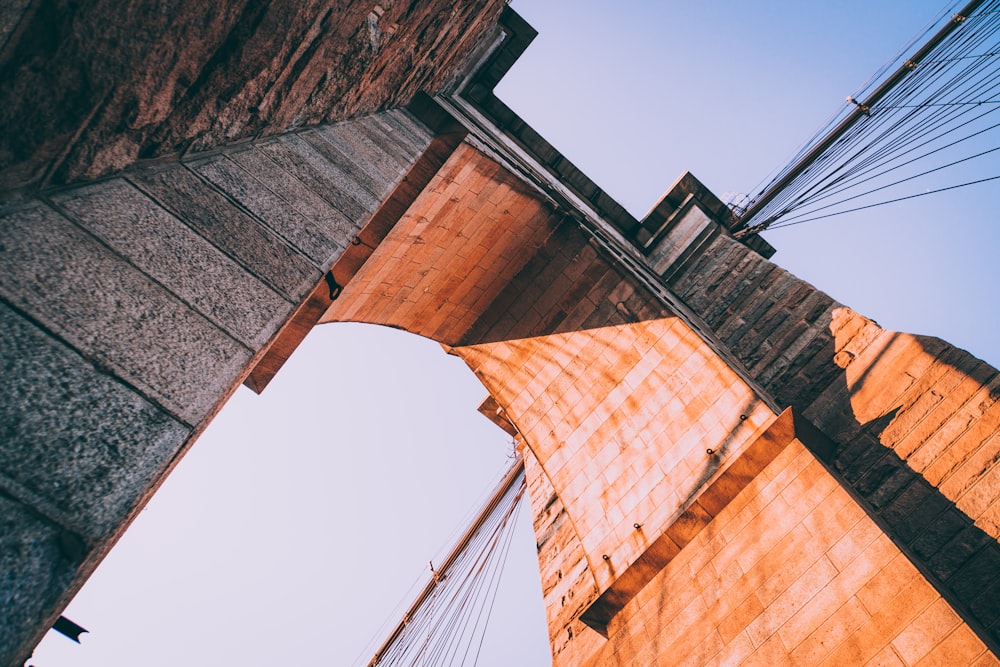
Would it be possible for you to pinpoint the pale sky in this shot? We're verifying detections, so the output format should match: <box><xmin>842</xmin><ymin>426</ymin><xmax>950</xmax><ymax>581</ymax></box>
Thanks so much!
<box><xmin>31</xmin><ymin>2</ymin><xmax>998</xmax><ymax>665</ymax></box>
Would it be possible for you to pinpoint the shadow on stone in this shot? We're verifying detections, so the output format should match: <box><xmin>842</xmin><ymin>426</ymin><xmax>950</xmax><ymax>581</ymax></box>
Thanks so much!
<box><xmin>803</xmin><ymin>357</ymin><xmax>1000</xmax><ymax>653</ymax></box>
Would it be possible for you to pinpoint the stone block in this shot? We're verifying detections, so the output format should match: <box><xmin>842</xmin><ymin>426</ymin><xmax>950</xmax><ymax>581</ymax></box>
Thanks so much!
<box><xmin>0</xmin><ymin>201</ymin><xmax>252</xmax><ymax>425</ymax></box>
<box><xmin>929</xmin><ymin>527</ymin><xmax>993</xmax><ymax>581</ymax></box>
<box><xmin>315</xmin><ymin>117</ymin><xmax>411</xmax><ymax>183</ymax></box>
<box><xmin>916</xmin><ymin>624</ymin><xmax>993</xmax><ymax>667</ymax></box>
<box><xmin>891</xmin><ymin>597</ymin><xmax>961</xmax><ymax>664</ymax></box>
<box><xmin>878</xmin><ymin>481</ymin><xmax>936</xmax><ymax>540</ymax></box>
<box><xmin>713</xmin><ymin>261</ymin><xmax>782</xmax><ymax>335</ymax></box>
<box><xmin>948</xmin><ymin>544</ymin><xmax>1000</xmax><ymax>603</ymax></box>
<box><xmin>856</xmin><ymin>456</ymin><xmax>911</xmax><ymax>509</ymax></box>
<box><xmin>357</xmin><ymin>110</ymin><xmax>433</xmax><ymax>160</ymax></box>
<box><xmin>225</xmin><ymin>145</ymin><xmax>366</xmax><ymax>254</ymax></box>
<box><xmin>911</xmin><ymin>509</ymin><xmax>970</xmax><ymax>561</ymax></box>
<box><xmin>0</xmin><ymin>495</ymin><xmax>80</xmax><ymax>667</ymax></box>
<box><xmin>257</xmin><ymin>134</ymin><xmax>377</xmax><ymax>220</ymax></box>
<box><xmin>969</xmin><ymin>578</ymin><xmax>1000</xmax><ymax>630</ymax></box>
<box><xmin>127</xmin><ymin>163</ymin><xmax>318</xmax><ymax>301</ymax></box>
<box><xmin>0</xmin><ymin>302</ymin><xmax>189</xmax><ymax>539</ymax></box>
<box><xmin>299</xmin><ymin>128</ymin><xmax>399</xmax><ymax>203</ymax></box>
<box><xmin>648</xmin><ymin>204</ymin><xmax>712</xmax><ymax>275</ymax></box>
<box><xmin>50</xmin><ymin>178</ymin><xmax>293</xmax><ymax>349</ymax></box>
<box><xmin>190</xmin><ymin>155</ymin><xmax>348</xmax><ymax>267</ymax></box>
<box><xmin>353</xmin><ymin>116</ymin><xmax>430</xmax><ymax>176</ymax></box>
<box><xmin>839</xmin><ymin>437</ymin><xmax>893</xmax><ymax>485</ymax></box>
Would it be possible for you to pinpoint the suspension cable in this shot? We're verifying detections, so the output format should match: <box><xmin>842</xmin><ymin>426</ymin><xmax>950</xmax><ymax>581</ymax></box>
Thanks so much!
<box><xmin>733</xmin><ymin>0</ymin><xmax>1000</xmax><ymax>237</ymax></box>
<box><xmin>362</xmin><ymin>454</ymin><xmax>527</xmax><ymax>667</ymax></box>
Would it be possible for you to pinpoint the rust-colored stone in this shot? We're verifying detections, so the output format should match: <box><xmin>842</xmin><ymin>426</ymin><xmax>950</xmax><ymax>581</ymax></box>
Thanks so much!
<box><xmin>0</xmin><ymin>0</ymin><xmax>505</xmax><ymax>192</ymax></box>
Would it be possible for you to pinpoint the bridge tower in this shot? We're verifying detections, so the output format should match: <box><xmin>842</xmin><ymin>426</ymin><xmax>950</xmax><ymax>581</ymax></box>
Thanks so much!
<box><xmin>1</xmin><ymin>3</ymin><xmax>998</xmax><ymax>665</ymax></box>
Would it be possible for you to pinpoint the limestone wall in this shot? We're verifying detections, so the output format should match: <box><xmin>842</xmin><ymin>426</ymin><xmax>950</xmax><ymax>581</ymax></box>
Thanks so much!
<box><xmin>0</xmin><ymin>109</ymin><xmax>430</xmax><ymax>664</ymax></box>
<box><xmin>317</xmin><ymin>139</ymin><xmax>1000</xmax><ymax>664</ymax></box>
<box><xmin>583</xmin><ymin>416</ymin><xmax>997</xmax><ymax>666</ymax></box>
<box><xmin>653</xmin><ymin>203</ymin><xmax>1000</xmax><ymax>652</ymax></box>
<box><xmin>473</xmin><ymin>177</ymin><xmax>1000</xmax><ymax>662</ymax></box>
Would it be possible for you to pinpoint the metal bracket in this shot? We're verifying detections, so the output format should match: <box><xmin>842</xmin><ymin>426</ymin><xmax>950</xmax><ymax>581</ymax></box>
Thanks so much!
<box><xmin>847</xmin><ymin>96</ymin><xmax>871</xmax><ymax>117</ymax></box>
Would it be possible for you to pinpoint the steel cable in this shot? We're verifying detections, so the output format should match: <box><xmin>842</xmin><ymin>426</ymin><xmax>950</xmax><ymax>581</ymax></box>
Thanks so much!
<box><xmin>736</xmin><ymin>0</ymin><xmax>1000</xmax><ymax>234</ymax></box>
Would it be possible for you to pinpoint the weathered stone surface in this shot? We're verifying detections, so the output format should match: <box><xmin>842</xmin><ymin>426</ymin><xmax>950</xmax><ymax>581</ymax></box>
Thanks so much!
<box><xmin>0</xmin><ymin>302</ymin><xmax>189</xmax><ymax>539</ymax></box>
<box><xmin>355</xmin><ymin>110</ymin><xmax>433</xmax><ymax>164</ymax></box>
<box><xmin>561</xmin><ymin>436</ymin><xmax>996</xmax><ymax>667</ymax></box>
<box><xmin>256</xmin><ymin>134</ymin><xmax>379</xmax><ymax>219</ymax></box>
<box><xmin>298</xmin><ymin>128</ymin><xmax>396</xmax><ymax>203</ymax></box>
<box><xmin>191</xmin><ymin>111</ymin><xmax>431</xmax><ymax>272</ymax></box>
<box><xmin>456</xmin><ymin>317</ymin><xmax>775</xmax><ymax>603</ymax></box>
<box><xmin>0</xmin><ymin>494</ymin><xmax>79</xmax><ymax>667</ymax></box>
<box><xmin>522</xmin><ymin>447</ymin><xmax>603</xmax><ymax>663</ymax></box>
<box><xmin>648</xmin><ymin>203</ymin><xmax>712</xmax><ymax>274</ymax></box>
<box><xmin>50</xmin><ymin>178</ymin><xmax>293</xmax><ymax>349</ymax></box>
<box><xmin>191</xmin><ymin>154</ymin><xmax>350</xmax><ymax>267</ymax></box>
<box><xmin>0</xmin><ymin>200</ymin><xmax>251</xmax><ymax>425</ymax></box>
<box><xmin>1</xmin><ymin>3</ymin><xmax>997</xmax><ymax>662</ymax></box>
<box><xmin>224</xmin><ymin>145</ymin><xmax>365</xmax><ymax>254</ymax></box>
<box><xmin>313</xmin><ymin>134</ymin><xmax>996</xmax><ymax>660</ymax></box>
<box><xmin>126</xmin><ymin>163</ymin><xmax>319</xmax><ymax>301</ymax></box>
<box><xmin>320</xmin><ymin>143</ymin><xmax>562</xmax><ymax>344</ymax></box>
<box><xmin>0</xmin><ymin>0</ymin><xmax>506</xmax><ymax>190</ymax></box>
<box><xmin>310</xmin><ymin>120</ymin><xmax>411</xmax><ymax>191</ymax></box>
<box><xmin>646</xmin><ymin>186</ymin><xmax>1000</xmax><ymax>657</ymax></box>
<box><xmin>0</xmin><ymin>3</ymin><xmax>512</xmax><ymax>663</ymax></box>
<box><xmin>0</xmin><ymin>0</ymin><xmax>31</xmax><ymax>52</ymax></box>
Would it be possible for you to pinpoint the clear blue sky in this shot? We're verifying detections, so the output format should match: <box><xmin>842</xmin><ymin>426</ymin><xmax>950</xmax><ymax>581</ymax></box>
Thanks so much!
<box><xmin>32</xmin><ymin>2</ymin><xmax>998</xmax><ymax>665</ymax></box>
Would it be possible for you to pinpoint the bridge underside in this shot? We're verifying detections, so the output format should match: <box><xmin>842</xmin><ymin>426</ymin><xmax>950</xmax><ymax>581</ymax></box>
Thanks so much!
<box><xmin>2</xmin><ymin>2</ymin><xmax>1000</xmax><ymax>665</ymax></box>
<box><xmin>314</xmin><ymin>132</ymin><xmax>1000</xmax><ymax>666</ymax></box>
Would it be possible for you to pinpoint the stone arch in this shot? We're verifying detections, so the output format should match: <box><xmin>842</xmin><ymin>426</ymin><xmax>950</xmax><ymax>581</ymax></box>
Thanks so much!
<box><xmin>30</xmin><ymin>320</ymin><xmax>551</xmax><ymax>664</ymax></box>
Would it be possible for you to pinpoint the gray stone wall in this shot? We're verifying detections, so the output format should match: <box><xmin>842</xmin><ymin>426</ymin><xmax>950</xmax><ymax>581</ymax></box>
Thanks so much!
<box><xmin>0</xmin><ymin>108</ymin><xmax>431</xmax><ymax>664</ymax></box>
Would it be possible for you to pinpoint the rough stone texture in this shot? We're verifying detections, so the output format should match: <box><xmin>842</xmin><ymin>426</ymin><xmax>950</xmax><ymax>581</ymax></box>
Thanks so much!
<box><xmin>0</xmin><ymin>0</ymin><xmax>500</xmax><ymax>659</ymax></box>
<box><xmin>49</xmin><ymin>178</ymin><xmax>293</xmax><ymax>349</ymax></box>
<box><xmin>457</xmin><ymin>319</ymin><xmax>774</xmax><ymax>594</ymax></box>
<box><xmin>2</xmin><ymin>1</ymin><xmax>998</xmax><ymax>661</ymax></box>
<box><xmin>454</xmin><ymin>318</ymin><xmax>775</xmax><ymax>660</ymax></box>
<box><xmin>648</xmin><ymin>200</ymin><xmax>1000</xmax><ymax>653</ymax></box>
<box><xmin>0</xmin><ymin>0</ymin><xmax>505</xmax><ymax>191</ymax></box>
<box><xmin>254</xmin><ymin>134</ymin><xmax>381</xmax><ymax>222</ymax></box>
<box><xmin>125</xmin><ymin>163</ymin><xmax>321</xmax><ymax>302</ymax></box>
<box><xmin>321</xmin><ymin>142</ymin><xmax>673</xmax><ymax>346</ymax></box>
<box><xmin>0</xmin><ymin>0</ymin><xmax>30</xmax><ymax>52</ymax></box>
<box><xmin>0</xmin><ymin>494</ymin><xmax>80</xmax><ymax>667</ymax></box>
<box><xmin>457</xmin><ymin>215</ymin><xmax>669</xmax><ymax>346</ymax></box>
<box><xmin>317</xmin><ymin>139</ymin><xmax>1000</xmax><ymax>662</ymax></box>
<box><xmin>574</xmin><ymin>438</ymin><xmax>997</xmax><ymax>667</ymax></box>
<box><xmin>0</xmin><ymin>302</ymin><xmax>189</xmax><ymax>540</ymax></box>
<box><xmin>309</xmin><ymin>121</ymin><xmax>410</xmax><ymax>193</ymax></box>
<box><xmin>0</xmin><ymin>107</ymin><xmax>434</xmax><ymax>663</ymax></box>
<box><xmin>0</xmin><ymin>200</ymin><xmax>253</xmax><ymax>425</ymax></box>
<box><xmin>191</xmin><ymin>153</ymin><xmax>354</xmax><ymax>267</ymax></box>
<box><xmin>353</xmin><ymin>111</ymin><xmax>429</xmax><ymax>166</ymax></box>
<box><xmin>322</xmin><ymin>142</ymin><xmax>563</xmax><ymax>342</ymax></box>
<box><xmin>523</xmin><ymin>446</ymin><xmax>606</xmax><ymax>664</ymax></box>
<box><xmin>187</xmin><ymin>110</ymin><xmax>432</xmax><ymax>269</ymax></box>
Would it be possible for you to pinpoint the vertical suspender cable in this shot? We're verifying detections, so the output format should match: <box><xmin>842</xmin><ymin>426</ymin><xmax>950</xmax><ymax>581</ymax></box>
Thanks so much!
<box><xmin>366</xmin><ymin>455</ymin><xmax>526</xmax><ymax>667</ymax></box>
